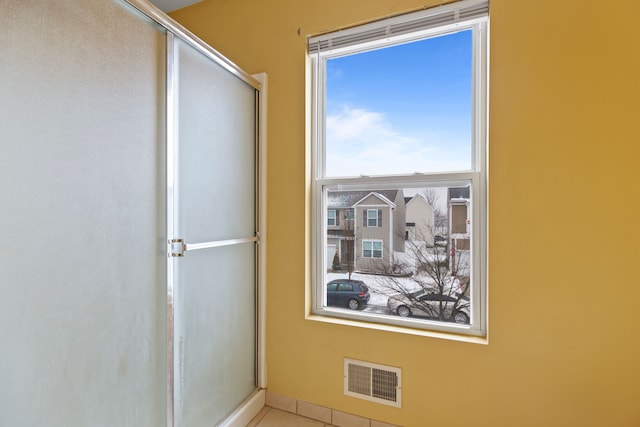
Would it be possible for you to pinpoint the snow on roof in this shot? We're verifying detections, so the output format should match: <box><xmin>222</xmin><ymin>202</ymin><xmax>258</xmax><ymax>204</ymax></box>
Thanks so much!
<box><xmin>353</xmin><ymin>191</ymin><xmax>397</xmax><ymax>208</ymax></box>
<box><xmin>406</xmin><ymin>193</ymin><xmax>429</xmax><ymax>206</ymax></box>
<box><xmin>327</xmin><ymin>189</ymin><xmax>400</xmax><ymax>208</ymax></box>
<box><xmin>450</xmin><ymin>197</ymin><xmax>469</xmax><ymax>204</ymax></box>
<box><xmin>448</xmin><ymin>186</ymin><xmax>470</xmax><ymax>200</ymax></box>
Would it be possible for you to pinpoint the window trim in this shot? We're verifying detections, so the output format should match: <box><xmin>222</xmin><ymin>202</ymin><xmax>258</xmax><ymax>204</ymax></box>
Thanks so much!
<box><xmin>327</xmin><ymin>209</ymin><xmax>337</xmax><ymax>226</ymax></box>
<box><xmin>362</xmin><ymin>239</ymin><xmax>383</xmax><ymax>259</ymax></box>
<box><xmin>309</xmin><ymin>0</ymin><xmax>488</xmax><ymax>338</ymax></box>
<box><xmin>366</xmin><ymin>209</ymin><xmax>379</xmax><ymax>227</ymax></box>
<box><xmin>308</xmin><ymin>0</ymin><xmax>489</xmax><ymax>57</ymax></box>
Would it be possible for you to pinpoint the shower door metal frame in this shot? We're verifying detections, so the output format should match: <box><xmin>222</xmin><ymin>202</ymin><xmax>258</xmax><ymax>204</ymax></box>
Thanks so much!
<box><xmin>123</xmin><ymin>2</ymin><xmax>264</xmax><ymax>426</ymax></box>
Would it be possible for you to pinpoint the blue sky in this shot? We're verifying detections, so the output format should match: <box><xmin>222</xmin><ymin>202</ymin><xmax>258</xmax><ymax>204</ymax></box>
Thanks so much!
<box><xmin>325</xmin><ymin>29</ymin><xmax>472</xmax><ymax>177</ymax></box>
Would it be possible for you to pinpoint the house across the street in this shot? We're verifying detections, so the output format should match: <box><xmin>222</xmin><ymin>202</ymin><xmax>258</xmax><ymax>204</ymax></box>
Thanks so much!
<box><xmin>327</xmin><ymin>189</ymin><xmax>406</xmax><ymax>274</ymax></box>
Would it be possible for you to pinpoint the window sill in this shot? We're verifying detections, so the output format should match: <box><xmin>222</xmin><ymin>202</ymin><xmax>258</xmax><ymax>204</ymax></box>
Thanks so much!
<box><xmin>305</xmin><ymin>311</ymin><xmax>488</xmax><ymax>345</ymax></box>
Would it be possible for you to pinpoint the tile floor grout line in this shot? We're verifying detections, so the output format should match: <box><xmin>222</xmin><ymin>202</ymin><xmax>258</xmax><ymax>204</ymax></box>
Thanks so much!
<box><xmin>248</xmin><ymin>406</ymin><xmax>271</xmax><ymax>426</ymax></box>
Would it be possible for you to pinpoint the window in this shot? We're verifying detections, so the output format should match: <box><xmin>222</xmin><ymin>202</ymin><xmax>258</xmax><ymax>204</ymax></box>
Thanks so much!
<box><xmin>451</xmin><ymin>205</ymin><xmax>469</xmax><ymax>234</ymax></box>
<box><xmin>366</xmin><ymin>209</ymin><xmax>380</xmax><ymax>227</ymax></box>
<box><xmin>362</xmin><ymin>240</ymin><xmax>383</xmax><ymax>258</ymax></box>
<box><xmin>338</xmin><ymin>283</ymin><xmax>353</xmax><ymax>292</ymax></box>
<box><xmin>328</xmin><ymin>209</ymin><xmax>337</xmax><ymax>226</ymax></box>
<box><xmin>311</xmin><ymin>0</ymin><xmax>487</xmax><ymax>337</ymax></box>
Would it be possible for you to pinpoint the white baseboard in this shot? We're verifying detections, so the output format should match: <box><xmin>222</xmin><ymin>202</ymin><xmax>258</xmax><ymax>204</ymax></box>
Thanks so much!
<box><xmin>218</xmin><ymin>389</ymin><xmax>265</xmax><ymax>427</ymax></box>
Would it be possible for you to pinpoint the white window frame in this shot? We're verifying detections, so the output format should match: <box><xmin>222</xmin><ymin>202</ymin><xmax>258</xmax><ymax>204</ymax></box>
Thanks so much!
<box><xmin>362</xmin><ymin>239</ymin><xmax>383</xmax><ymax>259</ymax></box>
<box><xmin>366</xmin><ymin>209</ymin><xmax>378</xmax><ymax>227</ymax></box>
<box><xmin>310</xmin><ymin>0</ymin><xmax>488</xmax><ymax>337</ymax></box>
<box><xmin>327</xmin><ymin>209</ymin><xmax>337</xmax><ymax>226</ymax></box>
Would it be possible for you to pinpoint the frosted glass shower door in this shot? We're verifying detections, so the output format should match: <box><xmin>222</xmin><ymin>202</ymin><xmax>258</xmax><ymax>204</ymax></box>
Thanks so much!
<box><xmin>0</xmin><ymin>1</ymin><xmax>166</xmax><ymax>426</ymax></box>
<box><xmin>170</xmin><ymin>36</ymin><xmax>259</xmax><ymax>427</ymax></box>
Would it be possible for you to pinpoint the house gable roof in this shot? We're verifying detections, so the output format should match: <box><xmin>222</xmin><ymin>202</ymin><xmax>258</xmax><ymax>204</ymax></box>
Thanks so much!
<box><xmin>327</xmin><ymin>189</ymin><xmax>400</xmax><ymax>209</ymax></box>
<box><xmin>353</xmin><ymin>191</ymin><xmax>397</xmax><ymax>209</ymax></box>
<box><xmin>406</xmin><ymin>193</ymin><xmax>430</xmax><ymax>208</ymax></box>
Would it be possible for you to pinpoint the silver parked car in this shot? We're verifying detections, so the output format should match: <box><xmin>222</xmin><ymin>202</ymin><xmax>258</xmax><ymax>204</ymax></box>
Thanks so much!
<box><xmin>387</xmin><ymin>289</ymin><xmax>470</xmax><ymax>324</ymax></box>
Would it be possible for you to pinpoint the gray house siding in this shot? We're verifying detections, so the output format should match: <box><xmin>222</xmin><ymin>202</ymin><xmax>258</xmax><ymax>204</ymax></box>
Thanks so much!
<box><xmin>391</xmin><ymin>190</ymin><xmax>406</xmax><ymax>253</ymax></box>
<box><xmin>353</xmin><ymin>192</ymin><xmax>406</xmax><ymax>273</ymax></box>
<box><xmin>327</xmin><ymin>189</ymin><xmax>407</xmax><ymax>274</ymax></box>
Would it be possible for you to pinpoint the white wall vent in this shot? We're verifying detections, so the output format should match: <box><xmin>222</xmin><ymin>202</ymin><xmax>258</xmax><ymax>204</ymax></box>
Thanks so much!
<box><xmin>344</xmin><ymin>358</ymin><xmax>401</xmax><ymax>408</ymax></box>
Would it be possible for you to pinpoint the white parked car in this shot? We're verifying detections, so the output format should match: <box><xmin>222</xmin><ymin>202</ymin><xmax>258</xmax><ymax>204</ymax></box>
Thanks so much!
<box><xmin>387</xmin><ymin>288</ymin><xmax>470</xmax><ymax>324</ymax></box>
<box><xmin>434</xmin><ymin>235</ymin><xmax>448</xmax><ymax>246</ymax></box>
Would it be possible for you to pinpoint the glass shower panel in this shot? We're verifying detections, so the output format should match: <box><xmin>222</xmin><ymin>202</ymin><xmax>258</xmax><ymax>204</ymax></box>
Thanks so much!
<box><xmin>174</xmin><ymin>244</ymin><xmax>256</xmax><ymax>427</ymax></box>
<box><xmin>172</xmin><ymin>37</ymin><xmax>258</xmax><ymax>427</ymax></box>
<box><xmin>0</xmin><ymin>1</ymin><xmax>166</xmax><ymax>426</ymax></box>
<box><xmin>174</xmin><ymin>38</ymin><xmax>257</xmax><ymax>244</ymax></box>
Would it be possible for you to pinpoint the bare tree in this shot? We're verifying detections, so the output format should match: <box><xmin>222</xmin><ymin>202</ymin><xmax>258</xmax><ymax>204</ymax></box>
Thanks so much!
<box><xmin>421</xmin><ymin>188</ymin><xmax>448</xmax><ymax>238</ymax></box>
<box><xmin>373</xmin><ymin>228</ymin><xmax>470</xmax><ymax>324</ymax></box>
<box><xmin>343</xmin><ymin>211</ymin><xmax>356</xmax><ymax>280</ymax></box>
<box><xmin>421</xmin><ymin>188</ymin><xmax>440</xmax><ymax>210</ymax></box>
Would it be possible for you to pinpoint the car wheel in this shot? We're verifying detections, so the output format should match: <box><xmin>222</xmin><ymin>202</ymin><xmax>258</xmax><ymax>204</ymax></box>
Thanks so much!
<box><xmin>347</xmin><ymin>299</ymin><xmax>360</xmax><ymax>310</ymax></box>
<box><xmin>453</xmin><ymin>311</ymin><xmax>469</xmax><ymax>324</ymax></box>
<box><xmin>397</xmin><ymin>305</ymin><xmax>411</xmax><ymax>317</ymax></box>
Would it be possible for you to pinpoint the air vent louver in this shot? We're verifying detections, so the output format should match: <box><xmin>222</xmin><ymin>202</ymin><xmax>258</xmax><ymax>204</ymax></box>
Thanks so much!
<box><xmin>344</xmin><ymin>358</ymin><xmax>401</xmax><ymax>407</ymax></box>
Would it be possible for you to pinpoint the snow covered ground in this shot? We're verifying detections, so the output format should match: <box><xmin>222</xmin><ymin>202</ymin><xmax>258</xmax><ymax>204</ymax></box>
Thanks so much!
<box><xmin>325</xmin><ymin>242</ymin><xmax>461</xmax><ymax>314</ymax></box>
<box><xmin>326</xmin><ymin>268</ymin><xmax>462</xmax><ymax>314</ymax></box>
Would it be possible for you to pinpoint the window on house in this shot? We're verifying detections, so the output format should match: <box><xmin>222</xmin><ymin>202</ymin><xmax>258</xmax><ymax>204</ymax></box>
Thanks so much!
<box><xmin>366</xmin><ymin>209</ymin><xmax>380</xmax><ymax>227</ymax></box>
<box><xmin>328</xmin><ymin>209</ymin><xmax>337</xmax><ymax>226</ymax></box>
<box><xmin>451</xmin><ymin>205</ymin><xmax>468</xmax><ymax>234</ymax></box>
<box><xmin>310</xmin><ymin>0</ymin><xmax>488</xmax><ymax>337</ymax></box>
<box><xmin>363</xmin><ymin>240</ymin><xmax>383</xmax><ymax>258</ymax></box>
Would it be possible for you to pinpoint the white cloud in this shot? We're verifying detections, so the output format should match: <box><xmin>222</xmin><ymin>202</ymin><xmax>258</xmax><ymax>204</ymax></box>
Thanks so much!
<box><xmin>325</xmin><ymin>107</ymin><xmax>469</xmax><ymax>176</ymax></box>
<box><xmin>327</xmin><ymin>108</ymin><xmax>407</xmax><ymax>143</ymax></box>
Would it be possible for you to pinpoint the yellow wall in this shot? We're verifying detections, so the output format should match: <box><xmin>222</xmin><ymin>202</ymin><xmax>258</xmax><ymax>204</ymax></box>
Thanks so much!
<box><xmin>171</xmin><ymin>1</ymin><xmax>640</xmax><ymax>425</ymax></box>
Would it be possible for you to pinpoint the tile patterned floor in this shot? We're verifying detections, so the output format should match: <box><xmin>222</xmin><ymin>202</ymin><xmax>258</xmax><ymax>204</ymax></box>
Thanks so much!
<box><xmin>251</xmin><ymin>392</ymin><xmax>400</xmax><ymax>427</ymax></box>
<box><xmin>247</xmin><ymin>407</ymin><xmax>337</xmax><ymax>427</ymax></box>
